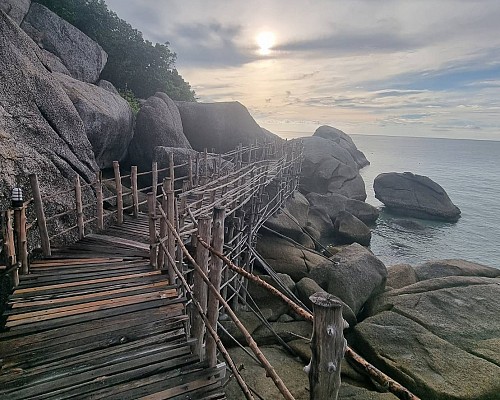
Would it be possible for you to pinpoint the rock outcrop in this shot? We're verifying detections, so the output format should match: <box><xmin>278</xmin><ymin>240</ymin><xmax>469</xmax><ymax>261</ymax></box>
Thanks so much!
<box><xmin>299</xmin><ymin>136</ymin><xmax>366</xmax><ymax>200</ymax></box>
<box><xmin>309</xmin><ymin>243</ymin><xmax>387</xmax><ymax>315</ymax></box>
<box><xmin>176</xmin><ymin>101</ymin><xmax>277</xmax><ymax>153</ymax></box>
<box><xmin>54</xmin><ymin>73</ymin><xmax>134</xmax><ymax>169</ymax></box>
<box><xmin>413</xmin><ymin>259</ymin><xmax>500</xmax><ymax>281</ymax></box>
<box><xmin>21</xmin><ymin>3</ymin><xmax>107</xmax><ymax>83</ymax></box>
<box><xmin>333</xmin><ymin>211</ymin><xmax>371</xmax><ymax>246</ymax></box>
<box><xmin>354</xmin><ymin>271</ymin><xmax>500</xmax><ymax>400</ymax></box>
<box><xmin>0</xmin><ymin>10</ymin><xmax>97</xmax><ymax>212</ymax></box>
<box><xmin>0</xmin><ymin>0</ymin><xmax>30</xmax><ymax>25</ymax></box>
<box><xmin>129</xmin><ymin>93</ymin><xmax>190</xmax><ymax>171</ymax></box>
<box><xmin>313</xmin><ymin>125</ymin><xmax>369</xmax><ymax>168</ymax></box>
<box><xmin>374</xmin><ymin>172</ymin><xmax>461</xmax><ymax>221</ymax></box>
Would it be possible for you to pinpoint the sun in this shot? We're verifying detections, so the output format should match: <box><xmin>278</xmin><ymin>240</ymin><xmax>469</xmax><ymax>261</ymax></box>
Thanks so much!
<box><xmin>256</xmin><ymin>31</ymin><xmax>276</xmax><ymax>55</ymax></box>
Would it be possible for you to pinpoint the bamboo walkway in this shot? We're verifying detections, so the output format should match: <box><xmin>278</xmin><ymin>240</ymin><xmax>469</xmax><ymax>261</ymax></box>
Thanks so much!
<box><xmin>0</xmin><ymin>215</ymin><xmax>226</xmax><ymax>400</ymax></box>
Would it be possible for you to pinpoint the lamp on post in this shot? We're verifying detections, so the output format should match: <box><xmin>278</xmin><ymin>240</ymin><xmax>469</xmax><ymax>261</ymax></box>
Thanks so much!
<box><xmin>11</xmin><ymin>187</ymin><xmax>24</xmax><ymax>208</ymax></box>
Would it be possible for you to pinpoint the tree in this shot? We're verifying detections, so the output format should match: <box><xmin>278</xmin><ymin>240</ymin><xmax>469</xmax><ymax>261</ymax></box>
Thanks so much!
<box><xmin>35</xmin><ymin>0</ymin><xmax>196</xmax><ymax>101</ymax></box>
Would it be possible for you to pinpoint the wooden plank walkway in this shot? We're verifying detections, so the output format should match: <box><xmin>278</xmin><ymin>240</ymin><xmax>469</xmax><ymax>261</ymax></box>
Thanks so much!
<box><xmin>0</xmin><ymin>215</ymin><xmax>226</xmax><ymax>400</ymax></box>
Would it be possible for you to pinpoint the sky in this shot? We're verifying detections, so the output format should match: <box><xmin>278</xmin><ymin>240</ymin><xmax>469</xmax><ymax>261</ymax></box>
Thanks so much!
<box><xmin>105</xmin><ymin>0</ymin><xmax>500</xmax><ymax>141</ymax></box>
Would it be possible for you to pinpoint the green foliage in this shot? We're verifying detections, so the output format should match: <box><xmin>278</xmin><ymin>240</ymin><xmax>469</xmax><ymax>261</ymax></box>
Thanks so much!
<box><xmin>35</xmin><ymin>0</ymin><xmax>196</xmax><ymax>101</ymax></box>
<box><xmin>118</xmin><ymin>89</ymin><xmax>140</xmax><ymax>114</ymax></box>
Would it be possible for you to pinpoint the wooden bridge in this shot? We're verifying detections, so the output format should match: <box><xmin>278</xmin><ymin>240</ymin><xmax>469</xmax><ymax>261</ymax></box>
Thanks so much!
<box><xmin>0</xmin><ymin>141</ymin><xmax>305</xmax><ymax>399</ymax></box>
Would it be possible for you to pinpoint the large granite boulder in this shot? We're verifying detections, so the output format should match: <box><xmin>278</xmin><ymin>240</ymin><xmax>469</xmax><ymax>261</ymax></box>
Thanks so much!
<box><xmin>263</xmin><ymin>212</ymin><xmax>314</xmax><ymax>248</ymax></box>
<box><xmin>304</xmin><ymin>206</ymin><xmax>335</xmax><ymax>241</ymax></box>
<box><xmin>353</xmin><ymin>274</ymin><xmax>500</xmax><ymax>399</ymax></box>
<box><xmin>256</xmin><ymin>231</ymin><xmax>328</xmax><ymax>282</ymax></box>
<box><xmin>176</xmin><ymin>101</ymin><xmax>276</xmax><ymax>153</ymax></box>
<box><xmin>373</xmin><ymin>172</ymin><xmax>461</xmax><ymax>221</ymax></box>
<box><xmin>313</xmin><ymin>125</ymin><xmax>369</xmax><ymax>168</ymax></box>
<box><xmin>333</xmin><ymin>211</ymin><xmax>371</xmax><ymax>246</ymax></box>
<box><xmin>0</xmin><ymin>0</ymin><xmax>30</xmax><ymax>25</ymax></box>
<box><xmin>129</xmin><ymin>93</ymin><xmax>190</xmax><ymax>171</ymax></box>
<box><xmin>21</xmin><ymin>3</ymin><xmax>107</xmax><ymax>83</ymax></box>
<box><xmin>386</xmin><ymin>263</ymin><xmax>418</xmax><ymax>289</ymax></box>
<box><xmin>0</xmin><ymin>10</ymin><xmax>97</xmax><ymax>212</ymax></box>
<box><xmin>54</xmin><ymin>73</ymin><xmax>134</xmax><ymax>168</ymax></box>
<box><xmin>299</xmin><ymin>136</ymin><xmax>366</xmax><ymax>200</ymax></box>
<box><xmin>309</xmin><ymin>243</ymin><xmax>387</xmax><ymax>315</ymax></box>
<box><xmin>306</xmin><ymin>192</ymin><xmax>379</xmax><ymax>224</ymax></box>
<box><xmin>414</xmin><ymin>259</ymin><xmax>500</xmax><ymax>281</ymax></box>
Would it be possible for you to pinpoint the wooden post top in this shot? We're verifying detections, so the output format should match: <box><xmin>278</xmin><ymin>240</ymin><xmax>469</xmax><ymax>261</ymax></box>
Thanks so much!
<box><xmin>309</xmin><ymin>292</ymin><xmax>343</xmax><ymax>309</ymax></box>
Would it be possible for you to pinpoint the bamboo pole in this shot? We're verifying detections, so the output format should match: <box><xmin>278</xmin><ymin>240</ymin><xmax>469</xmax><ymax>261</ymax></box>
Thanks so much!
<box><xmin>2</xmin><ymin>210</ymin><xmax>16</xmax><ymax>268</ymax></box>
<box><xmin>131</xmin><ymin>166</ymin><xmax>139</xmax><ymax>217</ymax></box>
<box><xmin>29</xmin><ymin>174</ymin><xmax>51</xmax><ymax>256</ymax></box>
<box><xmin>206</xmin><ymin>206</ymin><xmax>225</xmax><ymax>367</ymax></box>
<box><xmin>14</xmin><ymin>205</ymin><xmax>28</xmax><ymax>275</ymax></box>
<box><xmin>166</xmin><ymin>184</ymin><xmax>176</xmax><ymax>283</ymax></box>
<box><xmin>152</xmin><ymin>161</ymin><xmax>158</xmax><ymax>196</ymax></box>
<box><xmin>147</xmin><ymin>192</ymin><xmax>157</xmax><ymax>268</ymax></box>
<box><xmin>95</xmin><ymin>171</ymin><xmax>104</xmax><ymax>230</ymax></box>
<box><xmin>195</xmin><ymin>152</ymin><xmax>200</xmax><ymax>187</ymax></box>
<box><xmin>158</xmin><ymin>211</ymin><xmax>295</xmax><ymax>400</ymax></box>
<box><xmin>192</xmin><ymin>215</ymin><xmax>211</xmax><ymax>360</ymax></box>
<box><xmin>188</xmin><ymin>154</ymin><xmax>193</xmax><ymax>188</ymax></box>
<box><xmin>196</xmin><ymin>236</ymin><xmax>421</xmax><ymax>400</ymax></box>
<box><xmin>203</xmin><ymin>148</ymin><xmax>209</xmax><ymax>183</ymax></box>
<box><xmin>169</xmin><ymin>152</ymin><xmax>175</xmax><ymax>190</ymax></box>
<box><xmin>157</xmin><ymin>178</ymin><xmax>169</xmax><ymax>270</ymax></box>
<box><xmin>75</xmin><ymin>175</ymin><xmax>84</xmax><ymax>239</ymax></box>
<box><xmin>307</xmin><ymin>292</ymin><xmax>345</xmax><ymax>400</ymax></box>
<box><xmin>113</xmin><ymin>161</ymin><xmax>123</xmax><ymax>224</ymax></box>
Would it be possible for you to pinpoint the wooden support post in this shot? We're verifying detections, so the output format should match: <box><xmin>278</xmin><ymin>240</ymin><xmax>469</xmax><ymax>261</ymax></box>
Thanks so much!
<box><xmin>131</xmin><ymin>166</ymin><xmax>139</xmax><ymax>217</ymax></box>
<box><xmin>188</xmin><ymin>154</ymin><xmax>194</xmax><ymax>188</ymax></box>
<box><xmin>113</xmin><ymin>161</ymin><xmax>123</xmax><ymax>224</ymax></box>
<box><xmin>308</xmin><ymin>292</ymin><xmax>346</xmax><ymax>400</ymax></box>
<box><xmin>192</xmin><ymin>215</ymin><xmax>211</xmax><ymax>360</ymax></box>
<box><xmin>152</xmin><ymin>161</ymin><xmax>158</xmax><ymax>196</ymax></box>
<box><xmin>195</xmin><ymin>152</ymin><xmax>200</xmax><ymax>187</ymax></box>
<box><xmin>206</xmin><ymin>206</ymin><xmax>225</xmax><ymax>367</ymax></box>
<box><xmin>203</xmin><ymin>148</ymin><xmax>209</xmax><ymax>183</ymax></box>
<box><xmin>169</xmin><ymin>152</ymin><xmax>175</xmax><ymax>190</ymax></box>
<box><xmin>166</xmin><ymin>183</ymin><xmax>176</xmax><ymax>283</ymax></box>
<box><xmin>29</xmin><ymin>174</ymin><xmax>51</xmax><ymax>256</ymax></box>
<box><xmin>74</xmin><ymin>175</ymin><xmax>84</xmax><ymax>239</ymax></box>
<box><xmin>217</xmin><ymin>153</ymin><xmax>222</xmax><ymax>179</ymax></box>
<box><xmin>95</xmin><ymin>171</ymin><xmax>104</xmax><ymax>230</ymax></box>
<box><xmin>157</xmin><ymin>178</ymin><xmax>170</xmax><ymax>270</ymax></box>
<box><xmin>147</xmin><ymin>192</ymin><xmax>157</xmax><ymax>268</ymax></box>
<box><xmin>2</xmin><ymin>210</ymin><xmax>16</xmax><ymax>268</ymax></box>
<box><xmin>14</xmin><ymin>205</ymin><xmax>28</xmax><ymax>275</ymax></box>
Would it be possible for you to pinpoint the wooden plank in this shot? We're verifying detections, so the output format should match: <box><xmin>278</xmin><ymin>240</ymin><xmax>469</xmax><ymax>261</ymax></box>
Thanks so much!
<box><xmin>85</xmin><ymin>233</ymin><xmax>149</xmax><ymax>251</ymax></box>
<box><xmin>13</xmin><ymin>271</ymin><xmax>162</xmax><ymax>294</ymax></box>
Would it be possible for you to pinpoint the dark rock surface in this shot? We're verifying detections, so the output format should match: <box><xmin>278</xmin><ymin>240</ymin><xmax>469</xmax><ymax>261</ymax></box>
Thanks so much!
<box><xmin>54</xmin><ymin>73</ymin><xmax>134</xmax><ymax>168</ymax></box>
<box><xmin>374</xmin><ymin>172</ymin><xmax>461</xmax><ymax>221</ymax></box>
<box><xmin>299</xmin><ymin>136</ymin><xmax>366</xmax><ymax>200</ymax></box>
<box><xmin>129</xmin><ymin>92</ymin><xmax>190</xmax><ymax>171</ymax></box>
<box><xmin>309</xmin><ymin>243</ymin><xmax>387</xmax><ymax>315</ymax></box>
<box><xmin>176</xmin><ymin>101</ymin><xmax>276</xmax><ymax>153</ymax></box>
<box><xmin>304</xmin><ymin>206</ymin><xmax>335</xmax><ymax>241</ymax></box>
<box><xmin>0</xmin><ymin>10</ymin><xmax>97</xmax><ymax>212</ymax></box>
<box><xmin>0</xmin><ymin>0</ymin><xmax>30</xmax><ymax>25</ymax></box>
<box><xmin>333</xmin><ymin>211</ymin><xmax>371</xmax><ymax>246</ymax></box>
<box><xmin>313</xmin><ymin>125</ymin><xmax>369</xmax><ymax>168</ymax></box>
<box><xmin>414</xmin><ymin>259</ymin><xmax>500</xmax><ymax>281</ymax></box>
<box><xmin>21</xmin><ymin>3</ymin><xmax>107</xmax><ymax>83</ymax></box>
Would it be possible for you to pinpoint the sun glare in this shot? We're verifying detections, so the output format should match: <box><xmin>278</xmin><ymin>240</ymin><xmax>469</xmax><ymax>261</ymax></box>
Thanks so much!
<box><xmin>256</xmin><ymin>31</ymin><xmax>275</xmax><ymax>55</ymax></box>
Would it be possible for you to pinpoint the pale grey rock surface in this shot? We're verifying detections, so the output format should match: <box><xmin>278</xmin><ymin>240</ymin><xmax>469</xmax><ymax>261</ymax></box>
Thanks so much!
<box><xmin>54</xmin><ymin>73</ymin><xmax>134</xmax><ymax>169</ymax></box>
<box><xmin>333</xmin><ymin>211</ymin><xmax>371</xmax><ymax>246</ymax></box>
<box><xmin>414</xmin><ymin>258</ymin><xmax>500</xmax><ymax>281</ymax></box>
<box><xmin>386</xmin><ymin>263</ymin><xmax>418</xmax><ymax>289</ymax></box>
<box><xmin>21</xmin><ymin>3</ymin><xmax>107</xmax><ymax>83</ymax></box>
<box><xmin>0</xmin><ymin>0</ymin><xmax>30</xmax><ymax>25</ymax></box>
<box><xmin>374</xmin><ymin>172</ymin><xmax>461</xmax><ymax>221</ymax></box>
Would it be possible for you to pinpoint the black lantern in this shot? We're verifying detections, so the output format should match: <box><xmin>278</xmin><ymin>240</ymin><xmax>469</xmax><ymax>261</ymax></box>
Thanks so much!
<box><xmin>11</xmin><ymin>187</ymin><xmax>23</xmax><ymax>208</ymax></box>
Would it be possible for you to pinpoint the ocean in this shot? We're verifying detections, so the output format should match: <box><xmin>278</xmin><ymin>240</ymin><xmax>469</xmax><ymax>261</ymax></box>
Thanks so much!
<box><xmin>350</xmin><ymin>134</ymin><xmax>500</xmax><ymax>269</ymax></box>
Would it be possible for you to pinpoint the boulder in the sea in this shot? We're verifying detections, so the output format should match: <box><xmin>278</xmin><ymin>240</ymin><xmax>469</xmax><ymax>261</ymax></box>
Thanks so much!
<box><xmin>176</xmin><ymin>101</ymin><xmax>277</xmax><ymax>153</ymax></box>
<box><xmin>373</xmin><ymin>172</ymin><xmax>461</xmax><ymax>221</ymax></box>
<box><xmin>313</xmin><ymin>125</ymin><xmax>369</xmax><ymax>168</ymax></box>
<box><xmin>21</xmin><ymin>3</ymin><xmax>107</xmax><ymax>83</ymax></box>
<box><xmin>54</xmin><ymin>73</ymin><xmax>134</xmax><ymax>169</ymax></box>
<box><xmin>309</xmin><ymin>243</ymin><xmax>387</xmax><ymax>315</ymax></box>
<box><xmin>129</xmin><ymin>92</ymin><xmax>190</xmax><ymax>171</ymax></box>
<box><xmin>299</xmin><ymin>136</ymin><xmax>366</xmax><ymax>200</ymax></box>
<box><xmin>306</xmin><ymin>192</ymin><xmax>379</xmax><ymax>224</ymax></box>
<box><xmin>333</xmin><ymin>211</ymin><xmax>371</xmax><ymax>246</ymax></box>
<box><xmin>0</xmin><ymin>0</ymin><xmax>30</xmax><ymax>25</ymax></box>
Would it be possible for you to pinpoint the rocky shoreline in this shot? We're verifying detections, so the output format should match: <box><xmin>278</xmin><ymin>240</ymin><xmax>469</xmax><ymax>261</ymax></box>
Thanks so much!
<box><xmin>1</xmin><ymin>3</ymin><xmax>499</xmax><ymax>399</ymax></box>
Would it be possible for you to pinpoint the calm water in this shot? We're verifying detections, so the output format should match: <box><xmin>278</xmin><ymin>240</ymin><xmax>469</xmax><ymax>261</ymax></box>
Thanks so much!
<box><xmin>351</xmin><ymin>135</ymin><xmax>500</xmax><ymax>268</ymax></box>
